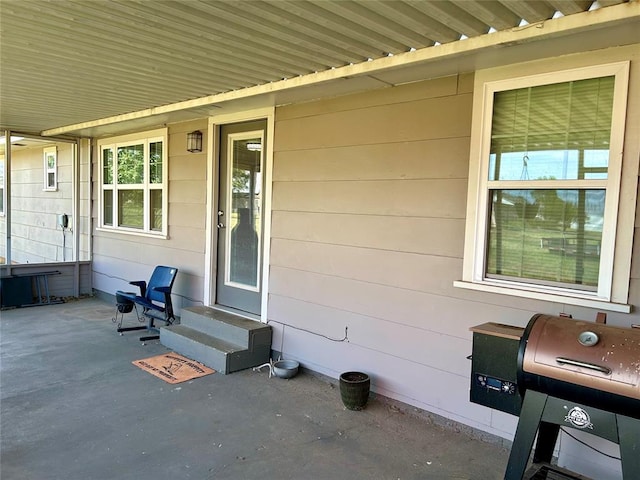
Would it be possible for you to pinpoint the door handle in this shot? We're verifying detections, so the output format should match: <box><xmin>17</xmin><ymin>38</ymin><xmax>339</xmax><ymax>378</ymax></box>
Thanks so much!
<box><xmin>556</xmin><ymin>357</ymin><xmax>611</xmax><ymax>375</ymax></box>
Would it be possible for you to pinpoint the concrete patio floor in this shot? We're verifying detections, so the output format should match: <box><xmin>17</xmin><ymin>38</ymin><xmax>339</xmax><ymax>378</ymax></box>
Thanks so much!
<box><xmin>1</xmin><ymin>297</ymin><xmax>509</xmax><ymax>480</ymax></box>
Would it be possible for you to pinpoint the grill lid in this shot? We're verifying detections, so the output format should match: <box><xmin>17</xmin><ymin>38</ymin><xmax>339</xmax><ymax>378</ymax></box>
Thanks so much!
<box><xmin>520</xmin><ymin>314</ymin><xmax>640</xmax><ymax>400</ymax></box>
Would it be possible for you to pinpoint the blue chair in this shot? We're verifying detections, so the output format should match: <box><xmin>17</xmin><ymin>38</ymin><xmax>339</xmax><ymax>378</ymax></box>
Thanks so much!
<box><xmin>114</xmin><ymin>266</ymin><xmax>178</xmax><ymax>343</ymax></box>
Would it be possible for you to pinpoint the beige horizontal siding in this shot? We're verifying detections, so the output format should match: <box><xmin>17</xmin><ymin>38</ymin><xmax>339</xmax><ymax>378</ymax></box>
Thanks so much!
<box><xmin>271</xmin><ymin>211</ymin><xmax>465</xmax><ymax>258</ymax></box>
<box><xmin>276</xmin><ymin>75</ymin><xmax>463</xmax><ymax>121</ymax></box>
<box><xmin>169</xmin><ymin>179</ymin><xmax>207</xmax><ymax>204</ymax></box>
<box><xmin>270</xmin><ymin>238</ymin><xmax>462</xmax><ymax>297</ymax></box>
<box><xmin>168</xmin><ymin>202</ymin><xmax>206</xmax><ymax>229</ymax></box>
<box><xmin>273</xmin><ymin>178</ymin><xmax>468</xmax><ymax>217</ymax></box>
<box><xmin>93</xmin><ymin>234</ymin><xmax>205</xmax><ymax>272</ymax></box>
<box><xmin>276</xmin><ymin>93</ymin><xmax>472</xmax><ymax>151</ymax></box>
<box><xmin>268</xmin><ymin>294</ymin><xmax>472</xmax><ymax>378</ymax></box>
<box><xmin>269</xmin><ymin>74</ymin><xmax>481</xmax><ymax>425</ymax></box>
<box><xmin>168</xmin><ymin>155</ymin><xmax>207</xmax><ymax>181</ymax></box>
<box><xmin>268</xmin><ymin>266</ymin><xmax>548</xmax><ymax>340</ymax></box>
<box><xmin>273</xmin><ymin>137</ymin><xmax>470</xmax><ymax>182</ymax></box>
<box><xmin>5</xmin><ymin>142</ymin><xmax>84</xmax><ymax>264</ymax></box>
<box><xmin>168</xmin><ymin>226</ymin><xmax>206</xmax><ymax>253</ymax></box>
<box><xmin>267</xmin><ymin>54</ymin><xmax>640</xmax><ymax>439</ymax></box>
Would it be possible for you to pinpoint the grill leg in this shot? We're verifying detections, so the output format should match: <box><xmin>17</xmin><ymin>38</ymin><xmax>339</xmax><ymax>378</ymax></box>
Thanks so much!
<box><xmin>504</xmin><ymin>390</ymin><xmax>548</xmax><ymax>480</ymax></box>
<box><xmin>532</xmin><ymin>421</ymin><xmax>560</xmax><ymax>464</ymax></box>
<box><xmin>618</xmin><ymin>414</ymin><xmax>640</xmax><ymax>480</ymax></box>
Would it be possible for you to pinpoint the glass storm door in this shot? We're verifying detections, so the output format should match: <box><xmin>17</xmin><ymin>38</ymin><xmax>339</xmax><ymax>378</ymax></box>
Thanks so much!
<box><xmin>216</xmin><ymin>120</ymin><xmax>266</xmax><ymax>315</ymax></box>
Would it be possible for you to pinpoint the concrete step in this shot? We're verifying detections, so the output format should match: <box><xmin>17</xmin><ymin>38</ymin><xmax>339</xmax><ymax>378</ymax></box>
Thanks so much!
<box><xmin>160</xmin><ymin>325</ymin><xmax>271</xmax><ymax>374</ymax></box>
<box><xmin>180</xmin><ymin>306</ymin><xmax>271</xmax><ymax>350</ymax></box>
<box><xmin>160</xmin><ymin>306</ymin><xmax>272</xmax><ymax>375</ymax></box>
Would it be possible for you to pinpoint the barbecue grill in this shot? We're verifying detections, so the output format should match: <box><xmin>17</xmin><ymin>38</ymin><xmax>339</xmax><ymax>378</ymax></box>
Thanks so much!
<box><xmin>518</xmin><ymin>314</ymin><xmax>640</xmax><ymax>419</ymax></box>
<box><xmin>470</xmin><ymin>314</ymin><xmax>640</xmax><ymax>480</ymax></box>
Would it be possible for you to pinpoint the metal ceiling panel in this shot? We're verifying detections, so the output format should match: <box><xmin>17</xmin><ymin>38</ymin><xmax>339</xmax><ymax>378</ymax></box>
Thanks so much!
<box><xmin>499</xmin><ymin>0</ymin><xmax>558</xmax><ymax>22</ymax></box>
<box><xmin>451</xmin><ymin>0</ymin><xmax>523</xmax><ymax>31</ymax></box>
<box><xmin>547</xmin><ymin>1</ymin><xmax>594</xmax><ymax>15</ymax></box>
<box><xmin>0</xmin><ymin>0</ymin><xmax>632</xmax><ymax>135</ymax></box>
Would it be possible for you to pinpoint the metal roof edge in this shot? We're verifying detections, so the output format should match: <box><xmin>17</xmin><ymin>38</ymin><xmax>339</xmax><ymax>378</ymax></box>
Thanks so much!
<box><xmin>42</xmin><ymin>1</ymin><xmax>639</xmax><ymax>137</ymax></box>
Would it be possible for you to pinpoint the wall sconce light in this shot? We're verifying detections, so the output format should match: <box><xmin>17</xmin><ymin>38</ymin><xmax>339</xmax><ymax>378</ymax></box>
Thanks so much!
<box><xmin>186</xmin><ymin>130</ymin><xmax>203</xmax><ymax>153</ymax></box>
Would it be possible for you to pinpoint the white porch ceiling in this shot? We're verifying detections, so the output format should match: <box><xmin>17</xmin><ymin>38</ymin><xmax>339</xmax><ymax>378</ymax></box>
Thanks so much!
<box><xmin>0</xmin><ymin>0</ymin><xmax>637</xmax><ymax>138</ymax></box>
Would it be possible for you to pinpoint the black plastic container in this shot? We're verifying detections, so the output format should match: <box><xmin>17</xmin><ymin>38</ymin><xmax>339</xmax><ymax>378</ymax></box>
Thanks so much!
<box><xmin>339</xmin><ymin>371</ymin><xmax>370</xmax><ymax>410</ymax></box>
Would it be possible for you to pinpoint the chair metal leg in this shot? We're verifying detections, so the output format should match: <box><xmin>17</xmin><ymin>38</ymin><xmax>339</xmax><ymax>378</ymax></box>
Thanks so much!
<box><xmin>113</xmin><ymin>298</ymin><xmax>172</xmax><ymax>344</ymax></box>
<box><xmin>139</xmin><ymin>332</ymin><xmax>160</xmax><ymax>344</ymax></box>
<box><xmin>138</xmin><ymin>314</ymin><xmax>161</xmax><ymax>344</ymax></box>
<box><xmin>118</xmin><ymin>325</ymin><xmax>147</xmax><ymax>333</ymax></box>
<box><xmin>111</xmin><ymin>304</ymin><xmax>147</xmax><ymax>335</ymax></box>
<box><xmin>112</xmin><ymin>309</ymin><xmax>125</xmax><ymax>330</ymax></box>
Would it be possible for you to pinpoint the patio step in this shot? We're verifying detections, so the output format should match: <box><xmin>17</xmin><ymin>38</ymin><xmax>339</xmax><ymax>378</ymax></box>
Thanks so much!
<box><xmin>160</xmin><ymin>306</ymin><xmax>271</xmax><ymax>374</ymax></box>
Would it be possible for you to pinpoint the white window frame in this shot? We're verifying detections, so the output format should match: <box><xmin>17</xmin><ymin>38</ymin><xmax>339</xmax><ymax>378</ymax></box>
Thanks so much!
<box><xmin>43</xmin><ymin>146</ymin><xmax>57</xmax><ymax>191</ymax></box>
<box><xmin>455</xmin><ymin>62</ymin><xmax>631</xmax><ymax>313</ymax></box>
<box><xmin>97</xmin><ymin>128</ymin><xmax>168</xmax><ymax>237</ymax></box>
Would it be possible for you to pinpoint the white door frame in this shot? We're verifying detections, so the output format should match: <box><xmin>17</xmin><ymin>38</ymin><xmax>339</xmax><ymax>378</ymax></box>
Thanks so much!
<box><xmin>204</xmin><ymin>107</ymin><xmax>275</xmax><ymax>322</ymax></box>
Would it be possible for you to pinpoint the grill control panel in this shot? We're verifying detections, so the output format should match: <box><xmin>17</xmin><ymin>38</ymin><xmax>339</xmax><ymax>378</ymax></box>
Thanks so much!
<box><xmin>470</xmin><ymin>322</ymin><xmax>524</xmax><ymax>416</ymax></box>
<box><xmin>475</xmin><ymin>374</ymin><xmax>517</xmax><ymax>395</ymax></box>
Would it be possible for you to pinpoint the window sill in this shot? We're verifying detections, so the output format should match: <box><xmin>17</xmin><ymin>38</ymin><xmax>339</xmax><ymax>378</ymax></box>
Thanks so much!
<box><xmin>453</xmin><ymin>280</ymin><xmax>631</xmax><ymax>313</ymax></box>
<box><xmin>96</xmin><ymin>226</ymin><xmax>168</xmax><ymax>240</ymax></box>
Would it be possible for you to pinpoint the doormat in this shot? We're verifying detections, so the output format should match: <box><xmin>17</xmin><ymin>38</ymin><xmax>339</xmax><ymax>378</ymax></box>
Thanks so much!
<box><xmin>132</xmin><ymin>352</ymin><xmax>215</xmax><ymax>384</ymax></box>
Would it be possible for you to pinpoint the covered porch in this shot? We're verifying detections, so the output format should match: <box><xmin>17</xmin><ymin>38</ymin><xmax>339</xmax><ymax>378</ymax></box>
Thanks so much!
<box><xmin>0</xmin><ymin>297</ymin><xmax>507</xmax><ymax>480</ymax></box>
<box><xmin>2</xmin><ymin>2</ymin><xmax>639</xmax><ymax>479</ymax></box>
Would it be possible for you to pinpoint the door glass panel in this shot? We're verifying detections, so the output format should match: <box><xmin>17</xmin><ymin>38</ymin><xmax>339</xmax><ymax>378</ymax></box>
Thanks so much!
<box><xmin>228</xmin><ymin>136</ymin><xmax>262</xmax><ymax>289</ymax></box>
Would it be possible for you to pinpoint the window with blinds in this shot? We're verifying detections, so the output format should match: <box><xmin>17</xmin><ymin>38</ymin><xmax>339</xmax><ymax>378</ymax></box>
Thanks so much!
<box><xmin>458</xmin><ymin>61</ymin><xmax>630</xmax><ymax>307</ymax></box>
<box><xmin>485</xmin><ymin>77</ymin><xmax>614</xmax><ymax>290</ymax></box>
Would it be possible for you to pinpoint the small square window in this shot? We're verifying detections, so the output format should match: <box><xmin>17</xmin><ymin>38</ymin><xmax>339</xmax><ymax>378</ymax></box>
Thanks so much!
<box><xmin>43</xmin><ymin>147</ymin><xmax>57</xmax><ymax>190</ymax></box>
